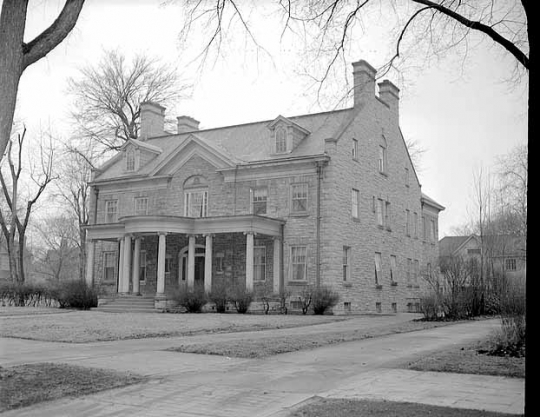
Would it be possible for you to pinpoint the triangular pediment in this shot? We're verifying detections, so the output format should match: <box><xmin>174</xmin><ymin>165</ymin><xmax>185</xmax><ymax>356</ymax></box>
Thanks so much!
<box><xmin>151</xmin><ymin>134</ymin><xmax>236</xmax><ymax>175</ymax></box>
<box><xmin>267</xmin><ymin>115</ymin><xmax>310</xmax><ymax>135</ymax></box>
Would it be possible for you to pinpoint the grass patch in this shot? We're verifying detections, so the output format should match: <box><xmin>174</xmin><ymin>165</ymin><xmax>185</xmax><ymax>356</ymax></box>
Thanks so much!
<box><xmin>0</xmin><ymin>363</ymin><xmax>145</xmax><ymax>412</ymax></box>
<box><xmin>288</xmin><ymin>398</ymin><xmax>521</xmax><ymax>417</ymax></box>
<box><xmin>406</xmin><ymin>339</ymin><xmax>525</xmax><ymax>378</ymax></box>
<box><xmin>0</xmin><ymin>310</ymin><xmax>346</xmax><ymax>342</ymax></box>
<box><xmin>168</xmin><ymin>319</ymin><xmax>455</xmax><ymax>358</ymax></box>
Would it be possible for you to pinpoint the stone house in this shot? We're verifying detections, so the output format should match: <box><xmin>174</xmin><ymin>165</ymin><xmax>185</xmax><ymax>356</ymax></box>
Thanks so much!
<box><xmin>85</xmin><ymin>59</ymin><xmax>444</xmax><ymax>313</ymax></box>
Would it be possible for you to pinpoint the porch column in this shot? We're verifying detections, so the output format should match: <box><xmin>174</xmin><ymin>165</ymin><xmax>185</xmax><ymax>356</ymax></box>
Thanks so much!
<box><xmin>85</xmin><ymin>239</ymin><xmax>95</xmax><ymax>287</ymax></box>
<box><xmin>118</xmin><ymin>238</ymin><xmax>125</xmax><ymax>293</ymax></box>
<box><xmin>204</xmin><ymin>234</ymin><xmax>213</xmax><ymax>293</ymax></box>
<box><xmin>156</xmin><ymin>233</ymin><xmax>167</xmax><ymax>295</ymax></box>
<box><xmin>245</xmin><ymin>232</ymin><xmax>254</xmax><ymax>292</ymax></box>
<box><xmin>187</xmin><ymin>235</ymin><xmax>196</xmax><ymax>290</ymax></box>
<box><xmin>132</xmin><ymin>237</ymin><xmax>141</xmax><ymax>295</ymax></box>
<box><xmin>273</xmin><ymin>237</ymin><xmax>281</xmax><ymax>294</ymax></box>
<box><xmin>122</xmin><ymin>234</ymin><xmax>132</xmax><ymax>293</ymax></box>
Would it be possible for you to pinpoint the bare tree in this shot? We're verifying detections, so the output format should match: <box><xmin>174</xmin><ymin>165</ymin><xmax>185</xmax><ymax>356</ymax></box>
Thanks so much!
<box><xmin>0</xmin><ymin>128</ymin><xmax>56</xmax><ymax>283</ymax></box>
<box><xmin>69</xmin><ymin>49</ymin><xmax>189</xmax><ymax>152</ymax></box>
<box><xmin>0</xmin><ymin>0</ymin><xmax>85</xmax><ymax>162</ymax></box>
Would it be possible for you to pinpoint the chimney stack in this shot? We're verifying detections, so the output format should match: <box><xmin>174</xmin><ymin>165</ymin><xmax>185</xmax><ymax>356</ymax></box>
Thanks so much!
<box><xmin>177</xmin><ymin>116</ymin><xmax>200</xmax><ymax>134</ymax></box>
<box><xmin>140</xmin><ymin>102</ymin><xmax>165</xmax><ymax>140</ymax></box>
<box><xmin>378</xmin><ymin>80</ymin><xmax>400</xmax><ymax>122</ymax></box>
<box><xmin>352</xmin><ymin>60</ymin><xmax>376</xmax><ymax>107</ymax></box>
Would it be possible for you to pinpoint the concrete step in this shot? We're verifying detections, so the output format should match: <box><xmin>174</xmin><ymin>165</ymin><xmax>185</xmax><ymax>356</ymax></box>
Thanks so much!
<box><xmin>94</xmin><ymin>296</ymin><xmax>156</xmax><ymax>313</ymax></box>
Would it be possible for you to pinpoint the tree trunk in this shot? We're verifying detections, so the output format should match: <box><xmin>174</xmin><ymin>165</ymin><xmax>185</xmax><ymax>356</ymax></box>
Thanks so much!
<box><xmin>17</xmin><ymin>231</ymin><xmax>25</xmax><ymax>283</ymax></box>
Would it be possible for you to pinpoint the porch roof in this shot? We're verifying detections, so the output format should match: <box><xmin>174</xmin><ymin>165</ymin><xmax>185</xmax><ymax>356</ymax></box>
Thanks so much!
<box><xmin>85</xmin><ymin>214</ymin><xmax>285</xmax><ymax>240</ymax></box>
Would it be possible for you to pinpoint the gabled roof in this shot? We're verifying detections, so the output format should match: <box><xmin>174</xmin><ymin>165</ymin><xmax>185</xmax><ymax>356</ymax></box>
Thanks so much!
<box><xmin>123</xmin><ymin>138</ymin><xmax>162</xmax><ymax>154</ymax></box>
<box><xmin>439</xmin><ymin>235</ymin><xmax>478</xmax><ymax>257</ymax></box>
<box><xmin>267</xmin><ymin>115</ymin><xmax>311</xmax><ymax>135</ymax></box>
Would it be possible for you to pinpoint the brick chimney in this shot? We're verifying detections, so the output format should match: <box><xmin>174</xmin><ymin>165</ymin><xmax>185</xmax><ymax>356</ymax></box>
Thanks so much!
<box><xmin>177</xmin><ymin>116</ymin><xmax>200</xmax><ymax>134</ymax></box>
<box><xmin>140</xmin><ymin>101</ymin><xmax>165</xmax><ymax>140</ymax></box>
<box><xmin>378</xmin><ymin>80</ymin><xmax>400</xmax><ymax>122</ymax></box>
<box><xmin>352</xmin><ymin>60</ymin><xmax>376</xmax><ymax>107</ymax></box>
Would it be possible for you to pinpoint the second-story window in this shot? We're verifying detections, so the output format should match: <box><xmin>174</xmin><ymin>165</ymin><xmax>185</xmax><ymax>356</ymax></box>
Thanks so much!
<box><xmin>105</xmin><ymin>200</ymin><xmax>118</xmax><ymax>223</ymax></box>
<box><xmin>374</xmin><ymin>252</ymin><xmax>382</xmax><ymax>285</ymax></box>
<box><xmin>378</xmin><ymin>145</ymin><xmax>387</xmax><ymax>173</ymax></box>
<box><xmin>352</xmin><ymin>138</ymin><xmax>358</xmax><ymax>160</ymax></box>
<box><xmin>390</xmin><ymin>255</ymin><xmax>397</xmax><ymax>283</ymax></box>
<box><xmin>184</xmin><ymin>189</ymin><xmax>208</xmax><ymax>218</ymax></box>
<box><xmin>275</xmin><ymin>126</ymin><xmax>287</xmax><ymax>153</ymax></box>
<box><xmin>343</xmin><ymin>246</ymin><xmax>351</xmax><ymax>281</ymax></box>
<box><xmin>376</xmin><ymin>199</ymin><xmax>384</xmax><ymax>226</ymax></box>
<box><xmin>251</xmin><ymin>188</ymin><xmax>267</xmax><ymax>215</ymax></box>
<box><xmin>351</xmin><ymin>189</ymin><xmax>359</xmax><ymax>218</ymax></box>
<box><xmin>291</xmin><ymin>183</ymin><xmax>308</xmax><ymax>213</ymax></box>
<box><xmin>135</xmin><ymin>197</ymin><xmax>148</xmax><ymax>215</ymax></box>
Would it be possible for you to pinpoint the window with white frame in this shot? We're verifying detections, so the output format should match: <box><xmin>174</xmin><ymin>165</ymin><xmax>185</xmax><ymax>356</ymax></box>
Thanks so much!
<box><xmin>352</xmin><ymin>138</ymin><xmax>358</xmax><ymax>160</ymax></box>
<box><xmin>390</xmin><ymin>255</ymin><xmax>397</xmax><ymax>283</ymax></box>
<box><xmin>378</xmin><ymin>145</ymin><xmax>387</xmax><ymax>173</ymax></box>
<box><xmin>291</xmin><ymin>183</ymin><xmax>308</xmax><ymax>213</ymax></box>
<box><xmin>251</xmin><ymin>188</ymin><xmax>267</xmax><ymax>215</ymax></box>
<box><xmin>374</xmin><ymin>252</ymin><xmax>382</xmax><ymax>285</ymax></box>
<box><xmin>126</xmin><ymin>148</ymin><xmax>136</xmax><ymax>171</ymax></box>
<box><xmin>105</xmin><ymin>200</ymin><xmax>118</xmax><ymax>223</ymax></box>
<box><xmin>254</xmin><ymin>246</ymin><xmax>266</xmax><ymax>281</ymax></box>
<box><xmin>134</xmin><ymin>197</ymin><xmax>148</xmax><ymax>215</ymax></box>
<box><xmin>351</xmin><ymin>189</ymin><xmax>359</xmax><ymax>218</ymax></box>
<box><xmin>139</xmin><ymin>250</ymin><xmax>147</xmax><ymax>282</ymax></box>
<box><xmin>343</xmin><ymin>246</ymin><xmax>351</xmax><ymax>281</ymax></box>
<box><xmin>290</xmin><ymin>246</ymin><xmax>307</xmax><ymax>281</ymax></box>
<box><xmin>505</xmin><ymin>258</ymin><xmax>517</xmax><ymax>271</ymax></box>
<box><xmin>103</xmin><ymin>251</ymin><xmax>117</xmax><ymax>282</ymax></box>
<box><xmin>184</xmin><ymin>189</ymin><xmax>208</xmax><ymax>217</ymax></box>
<box><xmin>275</xmin><ymin>126</ymin><xmax>287</xmax><ymax>153</ymax></box>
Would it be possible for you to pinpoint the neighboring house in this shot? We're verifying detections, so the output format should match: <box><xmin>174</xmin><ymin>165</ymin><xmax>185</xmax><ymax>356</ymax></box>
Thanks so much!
<box><xmin>439</xmin><ymin>234</ymin><xmax>526</xmax><ymax>281</ymax></box>
<box><xmin>85</xmin><ymin>59</ymin><xmax>444</xmax><ymax>313</ymax></box>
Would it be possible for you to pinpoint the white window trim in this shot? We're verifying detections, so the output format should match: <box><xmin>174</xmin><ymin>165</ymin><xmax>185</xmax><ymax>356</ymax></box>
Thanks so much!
<box><xmin>250</xmin><ymin>187</ymin><xmax>268</xmax><ymax>215</ymax></box>
<box><xmin>275</xmin><ymin>126</ymin><xmax>288</xmax><ymax>153</ymax></box>
<box><xmin>134</xmin><ymin>197</ymin><xmax>148</xmax><ymax>215</ymax></box>
<box><xmin>105</xmin><ymin>199</ymin><xmax>118</xmax><ymax>223</ymax></box>
<box><xmin>253</xmin><ymin>245</ymin><xmax>267</xmax><ymax>281</ymax></box>
<box><xmin>184</xmin><ymin>189</ymin><xmax>208</xmax><ymax>218</ymax></box>
<box><xmin>290</xmin><ymin>245</ymin><xmax>307</xmax><ymax>281</ymax></box>
<box><xmin>291</xmin><ymin>183</ymin><xmax>308</xmax><ymax>214</ymax></box>
<box><xmin>103</xmin><ymin>251</ymin><xmax>117</xmax><ymax>282</ymax></box>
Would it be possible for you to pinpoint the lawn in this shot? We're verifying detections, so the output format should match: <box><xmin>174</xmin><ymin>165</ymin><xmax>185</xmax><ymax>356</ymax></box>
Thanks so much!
<box><xmin>0</xmin><ymin>308</ymin><xmax>347</xmax><ymax>342</ymax></box>
<box><xmin>168</xmin><ymin>319</ymin><xmax>455</xmax><ymax>358</ymax></box>
<box><xmin>0</xmin><ymin>363</ymin><xmax>145</xmax><ymax>412</ymax></box>
<box><xmin>288</xmin><ymin>397</ymin><xmax>522</xmax><ymax>417</ymax></box>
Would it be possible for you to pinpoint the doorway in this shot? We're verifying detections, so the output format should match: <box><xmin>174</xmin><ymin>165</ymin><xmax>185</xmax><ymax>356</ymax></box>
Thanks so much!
<box><xmin>178</xmin><ymin>244</ymin><xmax>206</xmax><ymax>287</ymax></box>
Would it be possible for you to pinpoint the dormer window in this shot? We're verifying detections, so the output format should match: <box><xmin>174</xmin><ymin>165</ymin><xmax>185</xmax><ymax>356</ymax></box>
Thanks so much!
<box><xmin>275</xmin><ymin>126</ymin><xmax>287</xmax><ymax>153</ymax></box>
<box><xmin>126</xmin><ymin>148</ymin><xmax>136</xmax><ymax>171</ymax></box>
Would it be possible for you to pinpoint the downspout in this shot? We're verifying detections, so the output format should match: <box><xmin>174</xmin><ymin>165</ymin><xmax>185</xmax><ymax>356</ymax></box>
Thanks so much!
<box><xmin>280</xmin><ymin>223</ymin><xmax>285</xmax><ymax>294</ymax></box>
<box><xmin>316</xmin><ymin>161</ymin><xmax>324</xmax><ymax>288</ymax></box>
<box><xmin>93</xmin><ymin>186</ymin><xmax>99</xmax><ymax>225</ymax></box>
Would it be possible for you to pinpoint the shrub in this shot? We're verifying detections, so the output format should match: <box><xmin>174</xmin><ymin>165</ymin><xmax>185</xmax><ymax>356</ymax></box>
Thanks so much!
<box><xmin>419</xmin><ymin>294</ymin><xmax>444</xmax><ymax>320</ymax></box>
<box><xmin>229</xmin><ymin>286</ymin><xmax>253</xmax><ymax>314</ymax></box>
<box><xmin>173</xmin><ymin>287</ymin><xmax>208</xmax><ymax>313</ymax></box>
<box><xmin>0</xmin><ymin>281</ymin><xmax>60</xmax><ymax>307</ymax></box>
<box><xmin>296</xmin><ymin>287</ymin><xmax>313</xmax><ymax>315</ymax></box>
<box><xmin>312</xmin><ymin>286</ymin><xmax>339</xmax><ymax>315</ymax></box>
<box><xmin>56</xmin><ymin>280</ymin><xmax>98</xmax><ymax>310</ymax></box>
<box><xmin>209</xmin><ymin>282</ymin><xmax>228</xmax><ymax>313</ymax></box>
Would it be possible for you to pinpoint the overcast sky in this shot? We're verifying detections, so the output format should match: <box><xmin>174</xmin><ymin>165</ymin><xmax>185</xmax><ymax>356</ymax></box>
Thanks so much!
<box><xmin>12</xmin><ymin>0</ymin><xmax>528</xmax><ymax>237</ymax></box>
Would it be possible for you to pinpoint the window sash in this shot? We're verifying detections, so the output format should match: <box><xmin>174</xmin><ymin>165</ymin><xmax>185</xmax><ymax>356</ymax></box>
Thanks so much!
<box><xmin>343</xmin><ymin>246</ymin><xmax>350</xmax><ymax>281</ymax></box>
<box><xmin>291</xmin><ymin>184</ymin><xmax>308</xmax><ymax>213</ymax></box>
<box><xmin>103</xmin><ymin>252</ymin><xmax>116</xmax><ymax>282</ymax></box>
<box><xmin>291</xmin><ymin>246</ymin><xmax>307</xmax><ymax>281</ymax></box>
<box><xmin>351</xmin><ymin>189</ymin><xmax>359</xmax><ymax>218</ymax></box>
<box><xmin>276</xmin><ymin>127</ymin><xmax>287</xmax><ymax>153</ymax></box>
<box><xmin>390</xmin><ymin>255</ymin><xmax>397</xmax><ymax>282</ymax></box>
<box><xmin>251</xmin><ymin>188</ymin><xmax>267</xmax><ymax>215</ymax></box>
<box><xmin>253</xmin><ymin>246</ymin><xmax>266</xmax><ymax>281</ymax></box>
<box><xmin>376</xmin><ymin>199</ymin><xmax>384</xmax><ymax>226</ymax></box>
<box><xmin>105</xmin><ymin>200</ymin><xmax>118</xmax><ymax>223</ymax></box>
<box><xmin>374</xmin><ymin>252</ymin><xmax>382</xmax><ymax>284</ymax></box>
<box><xmin>126</xmin><ymin>149</ymin><xmax>136</xmax><ymax>171</ymax></box>
<box><xmin>378</xmin><ymin>146</ymin><xmax>386</xmax><ymax>172</ymax></box>
<box><xmin>352</xmin><ymin>139</ymin><xmax>358</xmax><ymax>159</ymax></box>
<box><xmin>185</xmin><ymin>190</ymin><xmax>208</xmax><ymax>217</ymax></box>
<box><xmin>139</xmin><ymin>251</ymin><xmax>147</xmax><ymax>282</ymax></box>
<box><xmin>135</xmin><ymin>197</ymin><xmax>148</xmax><ymax>215</ymax></box>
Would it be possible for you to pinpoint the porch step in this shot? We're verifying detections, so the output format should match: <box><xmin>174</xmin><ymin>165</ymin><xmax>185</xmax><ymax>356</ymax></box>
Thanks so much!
<box><xmin>93</xmin><ymin>295</ymin><xmax>156</xmax><ymax>313</ymax></box>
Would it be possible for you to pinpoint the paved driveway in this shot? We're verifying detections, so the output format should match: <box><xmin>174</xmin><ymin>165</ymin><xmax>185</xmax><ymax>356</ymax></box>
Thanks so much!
<box><xmin>0</xmin><ymin>317</ymin><xmax>524</xmax><ymax>416</ymax></box>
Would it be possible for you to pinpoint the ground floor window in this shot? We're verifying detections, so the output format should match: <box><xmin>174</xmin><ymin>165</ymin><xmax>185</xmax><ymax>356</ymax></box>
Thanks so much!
<box><xmin>139</xmin><ymin>250</ymin><xmax>147</xmax><ymax>283</ymax></box>
<box><xmin>254</xmin><ymin>246</ymin><xmax>266</xmax><ymax>281</ymax></box>
<box><xmin>505</xmin><ymin>258</ymin><xmax>517</xmax><ymax>271</ymax></box>
<box><xmin>290</xmin><ymin>246</ymin><xmax>307</xmax><ymax>281</ymax></box>
<box><xmin>103</xmin><ymin>251</ymin><xmax>117</xmax><ymax>282</ymax></box>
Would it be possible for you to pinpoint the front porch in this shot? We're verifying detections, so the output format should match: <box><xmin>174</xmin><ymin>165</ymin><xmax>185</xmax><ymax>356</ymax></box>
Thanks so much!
<box><xmin>85</xmin><ymin>215</ymin><xmax>285</xmax><ymax>307</ymax></box>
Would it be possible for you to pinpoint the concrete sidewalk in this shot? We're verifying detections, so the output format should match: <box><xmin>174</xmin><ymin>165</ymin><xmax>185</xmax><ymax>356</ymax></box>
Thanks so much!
<box><xmin>0</xmin><ymin>319</ymin><xmax>525</xmax><ymax>416</ymax></box>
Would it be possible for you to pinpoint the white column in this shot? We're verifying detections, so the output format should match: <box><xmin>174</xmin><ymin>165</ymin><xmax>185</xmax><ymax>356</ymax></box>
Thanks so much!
<box><xmin>245</xmin><ymin>232</ymin><xmax>254</xmax><ymax>292</ymax></box>
<box><xmin>156</xmin><ymin>233</ymin><xmax>166</xmax><ymax>295</ymax></box>
<box><xmin>187</xmin><ymin>235</ymin><xmax>196</xmax><ymax>290</ymax></box>
<box><xmin>118</xmin><ymin>238</ymin><xmax>125</xmax><ymax>293</ymax></box>
<box><xmin>273</xmin><ymin>237</ymin><xmax>281</xmax><ymax>294</ymax></box>
<box><xmin>204</xmin><ymin>234</ymin><xmax>213</xmax><ymax>293</ymax></box>
<box><xmin>132</xmin><ymin>238</ymin><xmax>141</xmax><ymax>295</ymax></box>
<box><xmin>85</xmin><ymin>239</ymin><xmax>95</xmax><ymax>287</ymax></box>
<box><xmin>122</xmin><ymin>235</ymin><xmax>132</xmax><ymax>293</ymax></box>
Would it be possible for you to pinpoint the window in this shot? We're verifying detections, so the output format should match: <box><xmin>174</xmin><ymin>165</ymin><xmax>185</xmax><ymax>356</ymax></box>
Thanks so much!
<box><xmin>254</xmin><ymin>246</ymin><xmax>266</xmax><ymax>281</ymax></box>
<box><xmin>139</xmin><ymin>250</ymin><xmax>147</xmax><ymax>282</ymax></box>
<box><xmin>105</xmin><ymin>200</ymin><xmax>118</xmax><ymax>223</ymax></box>
<box><xmin>103</xmin><ymin>251</ymin><xmax>117</xmax><ymax>282</ymax></box>
<box><xmin>344</xmin><ymin>302</ymin><xmax>352</xmax><ymax>312</ymax></box>
<box><xmin>414</xmin><ymin>260</ymin><xmax>419</xmax><ymax>284</ymax></box>
<box><xmin>505</xmin><ymin>258</ymin><xmax>517</xmax><ymax>271</ymax></box>
<box><xmin>251</xmin><ymin>188</ymin><xmax>267</xmax><ymax>215</ymax></box>
<box><xmin>165</xmin><ymin>254</ymin><xmax>173</xmax><ymax>275</ymax></box>
<box><xmin>413</xmin><ymin>212</ymin><xmax>418</xmax><ymax>238</ymax></box>
<box><xmin>376</xmin><ymin>199</ymin><xmax>384</xmax><ymax>226</ymax></box>
<box><xmin>351</xmin><ymin>189</ymin><xmax>359</xmax><ymax>218</ymax></box>
<box><xmin>378</xmin><ymin>145</ymin><xmax>387</xmax><ymax>173</ymax></box>
<box><xmin>392</xmin><ymin>302</ymin><xmax>397</xmax><ymax>313</ymax></box>
<box><xmin>390</xmin><ymin>255</ymin><xmax>397</xmax><ymax>283</ymax></box>
<box><xmin>184</xmin><ymin>190</ymin><xmax>208</xmax><ymax>217</ymax></box>
<box><xmin>376</xmin><ymin>302</ymin><xmax>382</xmax><ymax>313</ymax></box>
<box><xmin>429</xmin><ymin>219</ymin><xmax>436</xmax><ymax>241</ymax></box>
<box><xmin>374</xmin><ymin>252</ymin><xmax>382</xmax><ymax>285</ymax></box>
<box><xmin>290</xmin><ymin>246</ymin><xmax>307</xmax><ymax>281</ymax></box>
<box><xmin>426</xmin><ymin>262</ymin><xmax>432</xmax><ymax>278</ymax></box>
<box><xmin>406</xmin><ymin>258</ymin><xmax>412</xmax><ymax>284</ymax></box>
<box><xmin>126</xmin><ymin>148</ymin><xmax>136</xmax><ymax>171</ymax></box>
<box><xmin>467</xmin><ymin>248</ymin><xmax>481</xmax><ymax>255</ymax></box>
<box><xmin>352</xmin><ymin>139</ymin><xmax>358</xmax><ymax>160</ymax></box>
<box><xmin>216</xmin><ymin>253</ymin><xmax>224</xmax><ymax>273</ymax></box>
<box><xmin>405</xmin><ymin>167</ymin><xmax>409</xmax><ymax>187</ymax></box>
<box><xmin>291</xmin><ymin>183</ymin><xmax>308</xmax><ymax>213</ymax></box>
<box><xmin>343</xmin><ymin>246</ymin><xmax>351</xmax><ymax>281</ymax></box>
<box><xmin>135</xmin><ymin>197</ymin><xmax>148</xmax><ymax>215</ymax></box>
<box><xmin>275</xmin><ymin>126</ymin><xmax>287</xmax><ymax>153</ymax></box>
<box><xmin>405</xmin><ymin>209</ymin><xmax>411</xmax><ymax>236</ymax></box>
<box><xmin>385</xmin><ymin>201</ymin><xmax>391</xmax><ymax>229</ymax></box>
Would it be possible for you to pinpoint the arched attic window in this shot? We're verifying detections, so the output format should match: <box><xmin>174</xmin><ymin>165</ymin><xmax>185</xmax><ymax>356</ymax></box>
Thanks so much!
<box><xmin>183</xmin><ymin>175</ymin><xmax>209</xmax><ymax>218</ymax></box>
<box><xmin>125</xmin><ymin>147</ymin><xmax>137</xmax><ymax>172</ymax></box>
<box><xmin>275</xmin><ymin>126</ymin><xmax>287</xmax><ymax>153</ymax></box>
